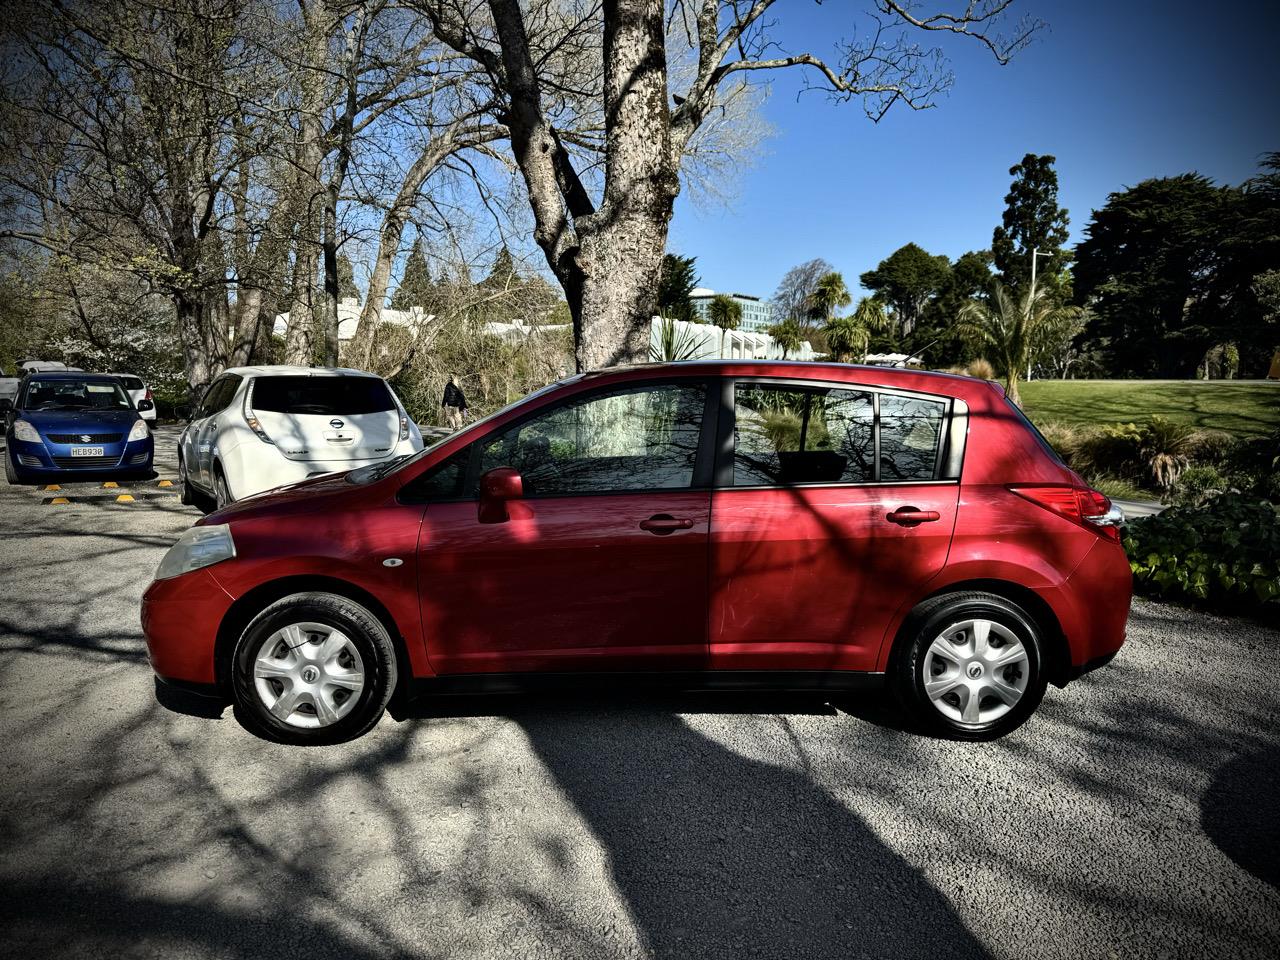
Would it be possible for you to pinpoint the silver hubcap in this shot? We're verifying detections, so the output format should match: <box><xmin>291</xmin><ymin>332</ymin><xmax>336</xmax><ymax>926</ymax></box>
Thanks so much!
<box><xmin>923</xmin><ymin>618</ymin><xmax>1030</xmax><ymax>727</ymax></box>
<box><xmin>253</xmin><ymin>622</ymin><xmax>365</xmax><ymax>729</ymax></box>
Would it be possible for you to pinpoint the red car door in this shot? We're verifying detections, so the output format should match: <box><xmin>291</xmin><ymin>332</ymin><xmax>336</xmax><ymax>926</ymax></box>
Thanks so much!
<box><xmin>414</xmin><ymin>380</ymin><xmax>714</xmax><ymax>675</ymax></box>
<box><xmin>709</xmin><ymin>382</ymin><xmax>959</xmax><ymax>673</ymax></box>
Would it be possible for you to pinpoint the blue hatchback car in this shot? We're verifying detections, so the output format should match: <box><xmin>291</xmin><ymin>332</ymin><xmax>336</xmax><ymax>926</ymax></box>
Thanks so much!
<box><xmin>2</xmin><ymin>372</ymin><xmax>154</xmax><ymax>483</ymax></box>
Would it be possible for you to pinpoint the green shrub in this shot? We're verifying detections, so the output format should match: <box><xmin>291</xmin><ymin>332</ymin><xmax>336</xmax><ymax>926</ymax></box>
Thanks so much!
<box><xmin>966</xmin><ymin>358</ymin><xmax>996</xmax><ymax>380</ymax></box>
<box><xmin>1188</xmin><ymin>430</ymin><xmax>1236</xmax><ymax>467</ymax></box>
<box><xmin>1124</xmin><ymin>493</ymin><xmax>1280</xmax><ymax>610</ymax></box>
<box><xmin>1171</xmin><ymin>465</ymin><xmax>1228</xmax><ymax>506</ymax></box>
<box><xmin>1088</xmin><ymin>475</ymin><xmax>1146</xmax><ymax>501</ymax></box>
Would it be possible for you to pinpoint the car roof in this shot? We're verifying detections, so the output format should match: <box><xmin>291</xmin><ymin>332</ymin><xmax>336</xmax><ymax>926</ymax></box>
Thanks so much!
<box><xmin>219</xmin><ymin>365</ymin><xmax>382</xmax><ymax>378</ymax></box>
<box><xmin>577</xmin><ymin>359</ymin><xmax>1000</xmax><ymax>399</ymax></box>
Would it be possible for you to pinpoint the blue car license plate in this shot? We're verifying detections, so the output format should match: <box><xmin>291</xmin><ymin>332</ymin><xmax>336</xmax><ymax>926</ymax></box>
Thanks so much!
<box><xmin>71</xmin><ymin>446</ymin><xmax>105</xmax><ymax>457</ymax></box>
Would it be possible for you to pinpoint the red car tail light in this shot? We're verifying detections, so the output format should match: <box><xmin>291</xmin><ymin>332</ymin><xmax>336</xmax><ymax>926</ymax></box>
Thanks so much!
<box><xmin>145</xmin><ymin>388</ymin><xmax>154</xmax><ymax>401</ymax></box>
<box><xmin>1008</xmin><ymin>485</ymin><xmax>1124</xmax><ymax>541</ymax></box>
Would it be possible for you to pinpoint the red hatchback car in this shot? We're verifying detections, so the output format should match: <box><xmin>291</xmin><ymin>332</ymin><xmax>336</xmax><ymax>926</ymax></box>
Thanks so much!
<box><xmin>142</xmin><ymin>361</ymin><xmax>1131</xmax><ymax>745</ymax></box>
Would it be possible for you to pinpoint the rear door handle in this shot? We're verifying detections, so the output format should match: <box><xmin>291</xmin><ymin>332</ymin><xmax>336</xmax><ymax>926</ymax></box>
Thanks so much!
<box><xmin>886</xmin><ymin>506</ymin><xmax>941</xmax><ymax>525</ymax></box>
<box><xmin>639</xmin><ymin>514</ymin><xmax>695</xmax><ymax>535</ymax></box>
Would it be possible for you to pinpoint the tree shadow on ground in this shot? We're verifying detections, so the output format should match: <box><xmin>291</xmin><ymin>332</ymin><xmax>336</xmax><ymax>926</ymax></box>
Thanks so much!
<box><xmin>1200</xmin><ymin>741</ymin><xmax>1280</xmax><ymax>890</ymax></box>
<box><xmin>478</xmin><ymin>701</ymin><xmax>990</xmax><ymax>960</ymax></box>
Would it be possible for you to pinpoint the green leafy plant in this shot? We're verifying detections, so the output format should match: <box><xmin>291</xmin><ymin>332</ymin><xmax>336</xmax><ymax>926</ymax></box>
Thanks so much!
<box><xmin>1171</xmin><ymin>465</ymin><xmax>1228</xmax><ymax>506</ymax></box>
<box><xmin>1124</xmin><ymin>494</ymin><xmax>1280</xmax><ymax>611</ymax></box>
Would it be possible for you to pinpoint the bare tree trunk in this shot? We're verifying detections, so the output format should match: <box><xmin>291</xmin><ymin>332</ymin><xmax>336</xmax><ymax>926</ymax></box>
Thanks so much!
<box><xmin>320</xmin><ymin>210</ymin><xmax>341</xmax><ymax>366</ymax></box>
<box><xmin>283</xmin><ymin>0</ymin><xmax>332</xmax><ymax>366</ymax></box>
<box><xmin>572</xmin><ymin>1</ymin><xmax>676</xmax><ymax>369</ymax></box>
<box><xmin>177</xmin><ymin>294</ymin><xmax>213</xmax><ymax>399</ymax></box>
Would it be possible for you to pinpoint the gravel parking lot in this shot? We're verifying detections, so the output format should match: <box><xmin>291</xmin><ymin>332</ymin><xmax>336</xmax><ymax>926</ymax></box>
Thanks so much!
<box><xmin>1</xmin><ymin>426</ymin><xmax>1278</xmax><ymax>959</ymax></box>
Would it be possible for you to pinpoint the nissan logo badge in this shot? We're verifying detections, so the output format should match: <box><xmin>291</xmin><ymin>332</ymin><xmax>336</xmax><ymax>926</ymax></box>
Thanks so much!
<box><xmin>329</xmin><ymin>418</ymin><xmax>344</xmax><ymax>429</ymax></box>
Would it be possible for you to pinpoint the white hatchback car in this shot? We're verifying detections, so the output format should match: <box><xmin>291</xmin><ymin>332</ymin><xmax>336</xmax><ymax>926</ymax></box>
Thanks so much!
<box><xmin>178</xmin><ymin>365</ymin><xmax>424</xmax><ymax>509</ymax></box>
<box><xmin>109</xmin><ymin>373</ymin><xmax>157</xmax><ymax>421</ymax></box>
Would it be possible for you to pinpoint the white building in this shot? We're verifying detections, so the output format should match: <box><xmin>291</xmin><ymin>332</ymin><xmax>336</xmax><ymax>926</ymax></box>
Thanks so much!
<box><xmin>650</xmin><ymin>316</ymin><xmax>816</xmax><ymax>362</ymax></box>
<box><xmin>274</xmin><ymin>298</ymin><xmax>430</xmax><ymax>342</ymax></box>
<box><xmin>688</xmin><ymin>287</ymin><xmax>775</xmax><ymax>333</ymax></box>
<box><xmin>275</xmin><ymin>299</ymin><xmax>567</xmax><ymax>344</ymax></box>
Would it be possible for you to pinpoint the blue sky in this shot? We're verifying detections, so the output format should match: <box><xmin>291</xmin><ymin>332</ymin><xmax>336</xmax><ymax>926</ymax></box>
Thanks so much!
<box><xmin>667</xmin><ymin>0</ymin><xmax>1280</xmax><ymax>299</ymax></box>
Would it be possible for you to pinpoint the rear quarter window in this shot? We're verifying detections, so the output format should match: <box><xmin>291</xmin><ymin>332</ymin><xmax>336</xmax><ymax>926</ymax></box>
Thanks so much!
<box><xmin>252</xmin><ymin>376</ymin><xmax>395</xmax><ymax>415</ymax></box>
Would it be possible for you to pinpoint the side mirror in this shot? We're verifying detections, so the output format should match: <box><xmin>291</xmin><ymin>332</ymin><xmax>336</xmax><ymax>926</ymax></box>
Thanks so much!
<box><xmin>478</xmin><ymin>467</ymin><xmax>523</xmax><ymax>524</ymax></box>
<box><xmin>138</xmin><ymin>398</ymin><xmax>155</xmax><ymax>412</ymax></box>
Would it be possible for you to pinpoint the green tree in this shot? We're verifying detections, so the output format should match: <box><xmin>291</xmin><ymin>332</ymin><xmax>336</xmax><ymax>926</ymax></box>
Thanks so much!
<box><xmin>1073</xmin><ymin>175</ymin><xmax>1230</xmax><ymax>376</ymax></box>
<box><xmin>768</xmin><ymin>317</ymin><xmax>805</xmax><ymax>359</ymax></box>
<box><xmin>911</xmin><ymin>250</ymin><xmax>994</xmax><ymax>364</ymax></box>
<box><xmin>708</xmin><ymin>293</ymin><xmax>743</xmax><ymax>330</ymax></box>
<box><xmin>859</xmin><ymin>243</ymin><xmax>952</xmax><ymax>339</ymax></box>
<box><xmin>336</xmin><ymin>253</ymin><xmax>360</xmax><ymax>303</ymax></box>
<box><xmin>771</xmin><ymin>258</ymin><xmax>833</xmax><ymax>326</ymax></box>
<box><xmin>992</xmin><ymin>154</ymin><xmax>1071</xmax><ymax>295</ymax></box>
<box><xmin>657</xmin><ymin>253</ymin><xmax>698</xmax><ymax>322</ymax></box>
<box><xmin>481</xmin><ymin>245</ymin><xmax>520</xmax><ymax>292</ymax></box>
<box><xmin>391</xmin><ymin>238</ymin><xmax>435</xmax><ymax>311</ymax></box>
<box><xmin>958</xmin><ymin>283</ymin><xmax>1082</xmax><ymax>406</ymax></box>
<box><xmin>824</xmin><ymin>296</ymin><xmax>888</xmax><ymax>363</ymax></box>
<box><xmin>806</xmin><ymin>271</ymin><xmax>852</xmax><ymax>326</ymax></box>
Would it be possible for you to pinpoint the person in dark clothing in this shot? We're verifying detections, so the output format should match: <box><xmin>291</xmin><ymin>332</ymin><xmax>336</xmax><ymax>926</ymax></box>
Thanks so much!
<box><xmin>442</xmin><ymin>375</ymin><xmax>468</xmax><ymax>430</ymax></box>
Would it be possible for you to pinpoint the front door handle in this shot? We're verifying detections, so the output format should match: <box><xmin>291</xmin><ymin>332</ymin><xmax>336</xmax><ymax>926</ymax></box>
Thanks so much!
<box><xmin>886</xmin><ymin>506</ymin><xmax>941</xmax><ymax>526</ymax></box>
<box><xmin>639</xmin><ymin>514</ymin><xmax>695</xmax><ymax>535</ymax></box>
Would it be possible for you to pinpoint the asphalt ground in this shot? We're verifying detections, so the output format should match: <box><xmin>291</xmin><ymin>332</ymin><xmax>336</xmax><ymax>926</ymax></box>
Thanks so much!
<box><xmin>1</xmin><ymin>426</ymin><xmax>1277</xmax><ymax>959</ymax></box>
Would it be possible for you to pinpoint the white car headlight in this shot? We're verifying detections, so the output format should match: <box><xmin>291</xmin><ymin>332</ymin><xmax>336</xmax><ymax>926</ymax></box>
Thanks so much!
<box><xmin>13</xmin><ymin>419</ymin><xmax>41</xmax><ymax>443</ymax></box>
<box><xmin>128</xmin><ymin>418</ymin><xmax>150</xmax><ymax>442</ymax></box>
<box><xmin>155</xmin><ymin>524</ymin><xmax>236</xmax><ymax>581</ymax></box>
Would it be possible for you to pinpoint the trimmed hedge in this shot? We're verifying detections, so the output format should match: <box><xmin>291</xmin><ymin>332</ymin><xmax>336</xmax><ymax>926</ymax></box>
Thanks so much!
<box><xmin>1124</xmin><ymin>493</ymin><xmax>1280</xmax><ymax>611</ymax></box>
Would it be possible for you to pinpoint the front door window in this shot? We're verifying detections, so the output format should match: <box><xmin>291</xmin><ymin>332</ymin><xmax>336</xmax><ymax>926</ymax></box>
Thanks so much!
<box><xmin>476</xmin><ymin>383</ymin><xmax>707</xmax><ymax>495</ymax></box>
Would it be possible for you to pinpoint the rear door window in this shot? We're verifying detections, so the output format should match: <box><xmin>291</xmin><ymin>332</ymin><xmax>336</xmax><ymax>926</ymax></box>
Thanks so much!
<box><xmin>252</xmin><ymin>376</ymin><xmax>395</xmax><ymax>415</ymax></box>
<box><xmin>119</xmin><ymin>376</ymin><xmax>144</xmax><ymax>391</ymax></box>
<box><xmin>733</xmin><ymin>384</ymin><xmax>875</xmax><ymax>485</ymax></box>
<box><xmin>879</xmin><ymin>394</ymin><xmax>946</xmax><ymax>481</ymax></box>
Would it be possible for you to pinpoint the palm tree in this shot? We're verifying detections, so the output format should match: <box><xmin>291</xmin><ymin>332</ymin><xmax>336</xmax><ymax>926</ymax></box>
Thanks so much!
<box><xmin>823</xmin><ymin>296</ymin><xmax>888</xmax><ymax>362</ymax></box>
<box><xmin>806</xmin><ymin>271</ymin><xmax>852</xmax><ymax>327</ymax></box>
<box><xmin>708</xmin><ymin>293</ymin><xmax>743</xmax><ymax>330</ymax></box>
<box><xmin>957</xmin><ymin>282</ymin><xmax>1082</xmax><ymax>405</ymax></box>
<box><xmin>768</xmin><ymin>317</ymin><xmax>805</xmax><ymax>359</ymax></box>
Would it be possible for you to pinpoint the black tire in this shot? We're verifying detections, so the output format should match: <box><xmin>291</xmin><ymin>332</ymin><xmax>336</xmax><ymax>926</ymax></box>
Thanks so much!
<box><xmin>231</xmin><ymin>592</ymin><xmax>398</xmax><ymax>745</ymax></box>
<box><xmin>212</xmin><ymin>464</ymin><xmax>233</xmax><ymax>510</ymax></box>
<box><xmin>892</xmin><ymin>591</ymin><xmax>1048</xmax><ymax>742</ymax></box>
<box><xmin>179</xmin><ymin>454</ymin><xmax>215</xmax><ymax>513</ymax></box>
<box><xmin>4</xmin><ymin>449</ymin><xmax>19</xmax><ymax>485</ymax></box>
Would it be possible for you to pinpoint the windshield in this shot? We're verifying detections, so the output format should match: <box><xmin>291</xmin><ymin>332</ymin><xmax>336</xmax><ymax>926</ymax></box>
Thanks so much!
<box><xmin>345</xmin><ymin>376</ymin><xmax>583</xmax><ymax>485</ymax></box>
<box><xmin>251</xmin><ymin>375</ymin><xmax>395</xmax><ymax>415</ymax></box>
<box><xmin>23</xmin><ymin>378</ymin><xmax>132</xmax><ymax>411</ymax></box>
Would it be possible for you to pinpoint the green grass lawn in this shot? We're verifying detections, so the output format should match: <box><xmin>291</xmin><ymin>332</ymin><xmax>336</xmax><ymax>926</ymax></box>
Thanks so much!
<box><xmin>1019</xmin><ymin>379</ymin><xmax>1280</xmax><ymax>437</ymax></box>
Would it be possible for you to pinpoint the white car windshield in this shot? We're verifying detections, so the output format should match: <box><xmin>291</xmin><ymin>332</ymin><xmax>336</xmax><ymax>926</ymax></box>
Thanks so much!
<box><xmin>24</xmin><ymin>379</ymin><xmax>132</xmax><ymax>411</ymax></box>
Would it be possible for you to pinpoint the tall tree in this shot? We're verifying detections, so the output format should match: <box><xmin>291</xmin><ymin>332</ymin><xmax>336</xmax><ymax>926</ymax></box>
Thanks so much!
<box><xmin>771</xmin><ymin>258</ymin><xmax>833</xmax><ymax>326</ymax></box>
<box><xmin>860</xmin><ymin>243</ymin><xmax>952</xmax><ymax>339</ymax></box>
<box><xmin>824</xmin><ymin>296</ymin><xmax>888</xmax><ymax>362</ymax></box>
<box><xmin>657</xmin><ymin>253</ymin><xmax>698</xmax><ymax>322</ymax></box>
<box><xmin>337</xmin><ymin>253</ymin><xmax>361</xmax><ymax>303</ymax></box>
<box><xmin>991</xmin><ymin>153</ymin><xmax>1070</xmax><ymax>295</ymax></box>
<box><xmin>1074</xmin><ymin>175</ymin><xmax>1230</xmax><ymax>376</ymax></box>
<box><xmin>708</xmin><ymin>293</ymin><xmax>743</xmax><ymax>330</ymax></box>
<box><xmin>807</xmin><ymin>271</ymin><xmax>852</xmax><ymax>326</ymax></box>
<box><xmin>391</xmin><ymin>237</ymin><xmax>436</xmax><ymax>311</ymax></box>
<box><xmin>418</xmin><ymin>1</ymin><xmax>1042</xmax><ymax>370</ymax></box>
<box><xmin>958</xmin><ymin>283</ymin><xmax>1082</xmax><ymax>405</ymax></box>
